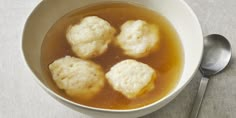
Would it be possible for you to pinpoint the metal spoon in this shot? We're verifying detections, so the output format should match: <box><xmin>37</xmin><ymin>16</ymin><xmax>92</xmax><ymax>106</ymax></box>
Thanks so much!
<box><xmin>190</xmin><ymin>34</ymin><xmax>232</xmax><ymax>118</ymax></box>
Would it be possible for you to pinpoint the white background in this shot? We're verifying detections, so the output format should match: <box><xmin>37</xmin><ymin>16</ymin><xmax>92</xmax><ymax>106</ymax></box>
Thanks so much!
<box><xmin>0</xmin><ymin>0</ymin><xmax>235</xmax><ymax>118</ymax></box>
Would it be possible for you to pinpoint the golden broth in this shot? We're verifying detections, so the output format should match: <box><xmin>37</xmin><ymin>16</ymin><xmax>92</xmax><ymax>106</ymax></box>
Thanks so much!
<box><xmin>41</xmin><ymin>2</ymin><xmax>184</xmax><ymax>109</ymax></box>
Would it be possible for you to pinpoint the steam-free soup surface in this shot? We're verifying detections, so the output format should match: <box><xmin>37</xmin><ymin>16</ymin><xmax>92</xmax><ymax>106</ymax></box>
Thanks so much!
<box><xmin>41</xmin><ymin>3</ymin><xmax>183</xmax><ymax>109</ymax></box>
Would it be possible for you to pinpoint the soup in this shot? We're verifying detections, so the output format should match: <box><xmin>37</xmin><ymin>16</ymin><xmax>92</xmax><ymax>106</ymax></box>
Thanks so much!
<box><xmin>41</xmin><ymin>2</ymin><xmax>183</xmax><ymax>109</ymax></box>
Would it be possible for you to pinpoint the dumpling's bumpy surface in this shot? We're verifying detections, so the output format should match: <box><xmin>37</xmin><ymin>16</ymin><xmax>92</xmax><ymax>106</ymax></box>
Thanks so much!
<box><xmin>116</xmin><ymin>20</ymin><xmax>159</xmax><ymax>58</ymax></box>
<box><xmin>49</xmin><ymin>56</ymin><xmax>105</xmax><ymax>100</ymax></box>
<box><xmin>66</xmin><ymin>16</ymin><xmax>116</xmax><ymax>59</ymax></box>
<box><xmin>106</xmin><ymin>59</ymin><xmax>157</xmax><ymax>99</ymax></box>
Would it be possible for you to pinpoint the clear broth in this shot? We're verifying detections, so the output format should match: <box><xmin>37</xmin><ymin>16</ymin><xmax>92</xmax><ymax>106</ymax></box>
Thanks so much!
<box><xmin>41</xmin><ymin>2</ymin><xmax>184</xmax><ymax>109</ymax></box>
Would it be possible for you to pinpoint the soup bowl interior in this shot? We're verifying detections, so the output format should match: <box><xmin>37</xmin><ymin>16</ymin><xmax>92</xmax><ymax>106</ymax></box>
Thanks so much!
<box><xmin>22</xmin><ymin>0</ymin><xmax>203</xmax><ymax>118</ymax></box>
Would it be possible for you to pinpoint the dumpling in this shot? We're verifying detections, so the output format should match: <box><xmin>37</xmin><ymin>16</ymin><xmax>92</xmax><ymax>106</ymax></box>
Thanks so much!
<box><xmin>66</xmin><ymin>16</ymin><xmax>116</xmax><ymax>59</ymax></box>
<box><xmin>49</xmin><ymin>56</ymin><xmax>105</xmax><ymax>100</ymax></box>
<box><xmin>115</xmin><ymin>20</ymin><xmax>159</xmax><ymax>58</ymax></box>
<box><xmin>105</xmin><ymin>59</ymin><xmax>157</xmax><ymax>99</ymax></box>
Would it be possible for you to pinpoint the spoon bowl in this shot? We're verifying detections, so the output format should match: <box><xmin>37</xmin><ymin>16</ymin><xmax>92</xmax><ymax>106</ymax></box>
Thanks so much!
<box><xmin>200</xmin><ymin>34</ymin><xmax>232</xmax><ymax>76</ymax></box>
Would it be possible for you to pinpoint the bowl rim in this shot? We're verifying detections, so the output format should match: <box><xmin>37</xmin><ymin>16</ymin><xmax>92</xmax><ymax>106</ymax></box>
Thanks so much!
<box><xmin>21</xmin><ymin>0</ymin><xmax>203</xmax><ymax>113</ymax></box>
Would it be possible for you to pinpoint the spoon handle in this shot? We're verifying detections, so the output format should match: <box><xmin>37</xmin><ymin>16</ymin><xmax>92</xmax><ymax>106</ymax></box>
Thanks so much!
<box><xmin>190</xmin><ymin>76</ymin><xmax>209</xmax><ymax>118</ymax></box>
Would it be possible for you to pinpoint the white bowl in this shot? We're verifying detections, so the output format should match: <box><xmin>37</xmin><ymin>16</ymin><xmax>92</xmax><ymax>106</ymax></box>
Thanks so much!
<box><xmin>22</xmin><ymin>0</ymin><xmax>203</xmax><ymax>117</ymax></box>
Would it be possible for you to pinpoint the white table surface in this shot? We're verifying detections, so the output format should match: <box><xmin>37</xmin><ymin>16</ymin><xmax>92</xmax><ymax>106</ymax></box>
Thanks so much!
<box><xmin>0</xmin><ymin>0</ymin><xmax>236</xmax><ymax>118</ymax></box>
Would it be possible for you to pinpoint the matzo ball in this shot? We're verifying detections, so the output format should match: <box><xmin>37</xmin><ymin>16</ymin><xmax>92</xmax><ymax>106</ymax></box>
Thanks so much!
<box><xmin>49</xmin><ymin>56</ymin><xmax>105</xmax><ymax>100</ymax></box>
<box><xmin>105</xmin><ymin>59</ymin><xmax>157</xmax><ymax>99</ymax></box>
<box><xmin>115</xmin><ymin>20</ymin><xmax>159</xmax><ymax>58</ymax></box>
<box><xmin>66</xmin><ymin>16</ymin><xmax>116</xmax><ymax>59</ymax></box>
